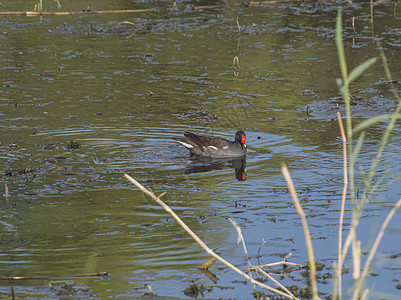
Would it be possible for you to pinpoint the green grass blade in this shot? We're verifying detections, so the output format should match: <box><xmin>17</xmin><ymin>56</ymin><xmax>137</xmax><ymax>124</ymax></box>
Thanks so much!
<box><xmin>351</xmin><ymin>132</ymin><xmax>365</xmax><ymax>162</ymax></box>
<box><xmin>353</xmin><ymin>114</ymin><xmax>401</xmax><ymax>134</ymax></box>
<box><xmin>348</xmin><ymin>57</ymin><xmax>377</xmax><ymax>83</ymax></box>
<box><xmin>335</xmin><ymin>10</ymin><xmax>348</xmax><ymax>87</ymax></box>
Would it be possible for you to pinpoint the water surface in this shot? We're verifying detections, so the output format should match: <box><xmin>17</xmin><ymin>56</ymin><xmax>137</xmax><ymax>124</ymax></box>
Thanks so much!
<box><xmin>1</xmin><ymin>0</ymin><xmax>401</xmax><ymax>298</ymax></box>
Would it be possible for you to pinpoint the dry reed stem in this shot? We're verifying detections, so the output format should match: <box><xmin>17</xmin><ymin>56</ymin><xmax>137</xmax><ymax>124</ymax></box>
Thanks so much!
<box><xmin>352</xmin><ymin>240</ymin><xmax>361</xmax><ymax>280</ymax></box>
<box><xmin>169</xmin><ymin>1</ymin><xmax>177</xmax><ymax>14</ymax></box>
<box><xmin>233</xmin><ymin>56</ymin><xmax>240</xmax><ymax>68</ymax></box>
<box><xmin>229</xmin><ymin>218</ymin><xmax>250</xmax><ymax>263</ymax></box>
<box><xmin>256</xmin><ymin>267</ymin><xmax>295</xmax><ymax>297</ymax></box>
<box><xmin>255</xmin><ymin>268</ymin><xmax>305</xmax><ymax>277</ymax></box>
<box><xmin>0</xmin><ymin>1</ymin><xmax>292</xmax><ymax>17</ymax></box>
<box><xmin>332</xmin><ymin>262</ymin><xmax>339</xmax><ymax>300</ymax></box>
<box><xmin>5</xmin><ymin>183</ymin><xmax>9</xmax><ymax>198</ymax></box>
<box><xmin>231</xmin><ymin>0</ymin><xmax>291</xmax><ymax>5</ymax></box>
<box><xmin>0</xmin><ymin>9</ymin><xmax>155</xmax><ymax>16</ymax></box>
<box><xmin>336</xmin><ymin>111</ymin><xmax>348</xmax><ymax>299</ymax></box>
<box><xmin>341</xmin><ymin>225</ymin><xmax>356</xmax><ymax>263</ymax></box>
<box><xmin>228</xmin><ymin>217</ymin><xmax>253</xmax><ymax>283</ymax></box>
<box><xmin>236</xmin><ymin>17</ymin><xmax>241</xmax><ymax>33</ymax></box>
<box><xmin>229</xmin><ymin>218</ymin><xmax>257</xmax><ymax>294</ymax></box>
<box><xmin>281</xmin><ymin>164</ymin><xmax>319</xmax><ymax>300</ymax></box>
<box><xmin>0</xmin><ymin>272</ymin><xmax>108</xmax><ymax>280</ymax></box>
<box><xmin>193</xmin><ymin>1</ymin><xmax>291</xmax><ymax>10</ymax></box>
<box><xmin>246</xmin><ymin>261</ymin><xmax>306</xmax><ymax>271</ymax></box>
<box><xmin>352</xmin><ymin>197</ymin><xmax>401</xmax><ymax>299</ymax></box>
<box><xmin>124</xmin><ymin>174</ymin><xmax>296</xmax><ymax>299</ymax></box>
<box><xmin>120</xmin><ymin>21</ymin><xmax>135</xmax><ymax>26</ymax></box>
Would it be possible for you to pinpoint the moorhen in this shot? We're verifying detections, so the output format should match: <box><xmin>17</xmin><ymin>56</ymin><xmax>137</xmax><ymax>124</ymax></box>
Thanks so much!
<box><xmin>174</xmin><ymin>131</ymin><xmax>247</xmax><ymax>158</ymax></box>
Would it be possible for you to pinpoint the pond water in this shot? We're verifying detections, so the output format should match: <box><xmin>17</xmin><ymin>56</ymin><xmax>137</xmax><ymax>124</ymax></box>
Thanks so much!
<box><xmin>1</xmin><ymin>0</ymin><xmax>401</xmax><ymax>299</ymax></box>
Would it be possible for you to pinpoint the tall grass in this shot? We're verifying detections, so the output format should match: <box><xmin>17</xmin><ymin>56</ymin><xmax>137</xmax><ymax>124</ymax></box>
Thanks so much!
<box><xmin>125</xmin><ymin>8</ymin><xmax>400</xmax><ymax>300</ymax></box>
<box><xmin>332</xmin><ymin>9</ymin><xmax>401</xmax><ymax>300</ymax></box>
<box><xmin>124</xmin><ymin>174</ymin><xmax>297</xmax><ymax>299</ymax></box>
<box><xmin>282</xmin><ymin>10</ymin><xmax>400</xmax><ymax>294</ymax></box>
<box><xmin>282</xmin><ymin>9</ymin><xmax>401</xmax><ymax>300</ymax></box>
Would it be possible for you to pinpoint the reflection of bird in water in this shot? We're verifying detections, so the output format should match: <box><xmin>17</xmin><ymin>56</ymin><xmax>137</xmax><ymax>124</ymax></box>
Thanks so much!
<box><xmin>174</xmin><ymin>131</ymin><xmax>247</xmax><ymax>158</ymax></box>
<box><xmin>182</xmin><ymin>157</ymin><xmax>247</xmax><ymax>182</ymax></box>
<box><xmin>231</xmin><ymin>157</ymin><xmax>246</xmax><ymax>181</ymax></box>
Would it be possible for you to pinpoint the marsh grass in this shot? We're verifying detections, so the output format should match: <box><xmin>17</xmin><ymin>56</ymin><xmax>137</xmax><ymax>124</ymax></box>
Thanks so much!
<box><xmin>332</xmin><ymin>9</ymin><xmax>401</xmax><ymax>300</ymax></box>
<box><xmin>124</xmin><ymin>174</ymin><xmax>298</xmax><ymax>299</ymax></box>
<box><xmin>280</xmin><ymin>10</ymin><xmax>401</xmax><ymax>300</ymax></box>
<box><xmin>124</xmin><ymin>8</ymin><xmax>400</xmax><ymax>300</ymax></box>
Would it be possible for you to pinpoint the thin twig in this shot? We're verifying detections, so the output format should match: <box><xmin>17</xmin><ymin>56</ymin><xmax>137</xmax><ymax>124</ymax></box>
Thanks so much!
<box><xmin>169</xmin><ymin>1</ymin><xmax>177</xmax><ymax>14</ymax></box>
<box><xmin>246</xmin><ymin>261</ymin><xmax>306</xmax><ymax>271</ymax></box>
<box><xmin>281</xmin><ymin>165</ymin><xmax>319</xmax><ymax>300</ymax></box>
<box><xmin>0</xmin><ymin>272</ymin><xmax>108</xmax><ymax>281</ymax></box>
<box><xmin>236</xmin><ymin>17</ymin><xmax>241</xmax><ymax>33</ymax></box>
<box><xmin>229</xmin><ymin>218</ymin><xmax>254</xmax><ymax>281</ymax></box>
<box><xmin>124</xmin><ymin>174</ymin><xmax>297</xmax><ymax>299</ymax></box>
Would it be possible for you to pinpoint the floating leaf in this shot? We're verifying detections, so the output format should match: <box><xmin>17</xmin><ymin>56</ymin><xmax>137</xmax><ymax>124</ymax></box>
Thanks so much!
<box><xmin>200</xmin><ymin>257</ymin><xmax>217</xmax><ymax>269</ymax></box>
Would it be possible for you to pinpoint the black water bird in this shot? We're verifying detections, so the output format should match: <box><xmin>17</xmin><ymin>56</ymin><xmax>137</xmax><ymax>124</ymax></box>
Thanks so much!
<box><xmin>174</xmin><ymin>131</ymin><xmax>247</xmax><ymax>158</ymax></box>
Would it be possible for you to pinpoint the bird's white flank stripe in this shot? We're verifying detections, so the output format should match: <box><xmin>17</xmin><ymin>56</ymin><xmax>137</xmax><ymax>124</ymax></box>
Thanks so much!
<box><xmin>177</xmin><ymin>141</ymin><xmax>193</xmax><ymax>149</ymax></box>
<box><xmin>222</xmin><ymin>146</ymin><xmax>229</xmax><ymax>149</ymax></box>
<box><xmin>208</xmin><ymin>146</ymin><xmax>218</xmax><ymax>150</ymax></box>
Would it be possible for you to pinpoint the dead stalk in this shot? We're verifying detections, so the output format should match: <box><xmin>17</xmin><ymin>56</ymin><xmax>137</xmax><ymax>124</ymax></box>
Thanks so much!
<box><xmin>336</xmin><ymin>111</ymin><xmax>348</xmax><ymax>299</ymax></box>
<box><xmin>236</xmin><ymin>17</ymin><xmax>241</xmax><ymax>33</ymax></box>
<box><xmin>352</xmin><ymin>240</ymin><xmax>361</xmax><ymax>280</ymax></box>
<box><xmin>5</xmin><ymin>183</ymin><xmax>9</xmax><ymax>198</ymax></box>
<box><xmin>124</xmin><ymin>174</ymin><xmax>297</xmax><ymax>299</ymax></box>
<box><xmin>246</xmin><ymin>261</ymin><xmax>306</xmax><ymax>271</ymax></box>
<box><xmin>229</xmin><ymin>218</ymin><xmax>254</xmax><ymax>279</ymax></box>
<box><xmin>229</xmin><ymin>218</ymin><xmax>250</xmax><ymax>263</ymax></box>
<box><xmin>256</xmin><ymin>267</ymin><xmax>296</xmax><ymax>298</ymax></box>
<box><xmin>233</xmin><ymin>56</ymin><xmax>240</xmax><ymax>68</ymax></box>
<box><xmin>281</xmin><ymin>165</ymin><xmax>319</xmax><ymax>300</ymax></box>
<box><xmin>229</xmin><ymin>218</ymin><xmax>257</xmax><ymax>294</ymax></box>
<box><xmin>341</xmin><ymin>225</ymin><xmax>357</xmax><ymax>266</ymax></box>
<box><xmin>169</xmin><ymin>1</ymin><xmax>177</xmax><ymax>14</ymax></box>
<box><xmin>0</xmin><ymin>272</ymin><xmax>108</xmax><ymax>280</ymax></box>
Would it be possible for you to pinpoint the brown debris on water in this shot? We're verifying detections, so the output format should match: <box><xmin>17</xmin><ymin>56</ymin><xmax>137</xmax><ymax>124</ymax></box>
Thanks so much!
<box><xmin>66</xmin><ymin>141</ymin><xmax>81</xmax><ymax>150</ymax></box>
<box><xmin>5</xmin><ymin>168</ymin><xmax>35</xmax><ymax>176</ymax></box>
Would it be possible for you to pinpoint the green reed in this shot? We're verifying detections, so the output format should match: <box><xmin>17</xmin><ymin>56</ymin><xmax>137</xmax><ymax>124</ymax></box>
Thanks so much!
<box><xmin>333</xmin><ymin>8</ymin><xmax>401</xmax><ymax>300</ymax></box>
